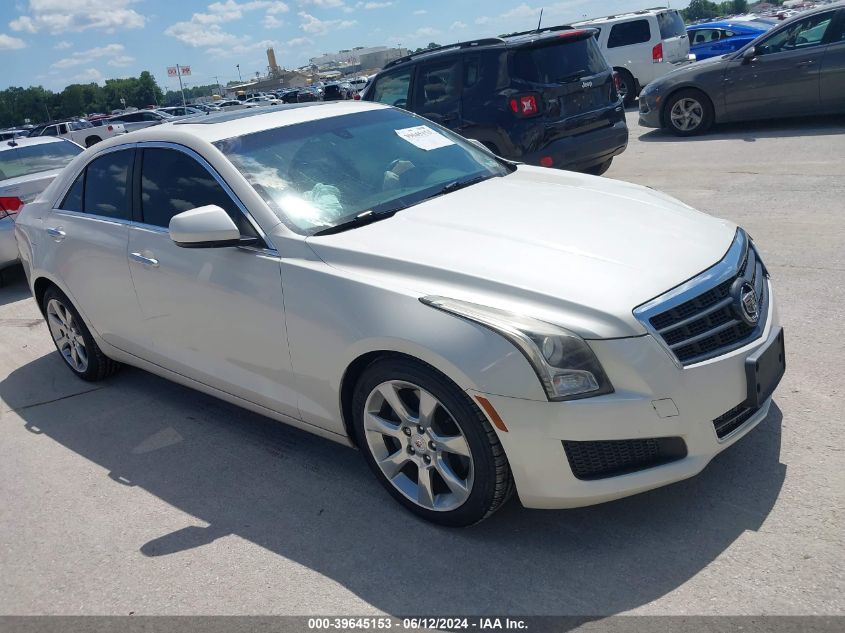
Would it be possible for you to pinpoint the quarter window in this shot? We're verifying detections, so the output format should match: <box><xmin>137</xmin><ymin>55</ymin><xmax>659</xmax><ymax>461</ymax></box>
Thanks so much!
<box><xmin>83</xmin><ymin>150</ymin><xmax>133</xmax><ymax>220</ymax></box>
<box><xmin>608</xmin><ymin>19</ymin><xmax>652</xmax><ymax>48</ymax></box>
<box><xmin>61</xmin><ymin>173</ymin><xmax>84</xmax><ymax>212</ymax></box>
<box><xmin>139</xmin><ymin>148</ymin><xmax>257</xmax><ymax>237</ymax></box>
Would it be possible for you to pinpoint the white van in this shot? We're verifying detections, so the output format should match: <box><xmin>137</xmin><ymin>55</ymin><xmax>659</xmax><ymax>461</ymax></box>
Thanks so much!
<box><xmin>574</xmin><ymin>8</ymin><xmax>691</xmax><ymax>105</ymax></box>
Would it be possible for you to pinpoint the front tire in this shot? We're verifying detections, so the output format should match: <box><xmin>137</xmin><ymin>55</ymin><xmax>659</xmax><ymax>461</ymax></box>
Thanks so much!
<box><xmin>664</xmin><ymin>89</ymin><xmax>714</xmax><ymax>136</ymax></box>
<box><xmin>615</xmin><ymin>68</ymin><xmax>637</xmax><ymax>107</ymax></box>
<box><xmin>352</xmin><ymin>357</ymin><xmax>513</xmax><ymax>526</ymax></box>
<box><xmin>42</xmin><ymin>286</ymin><xmax>120</xmax><ymax>381</ymax></box>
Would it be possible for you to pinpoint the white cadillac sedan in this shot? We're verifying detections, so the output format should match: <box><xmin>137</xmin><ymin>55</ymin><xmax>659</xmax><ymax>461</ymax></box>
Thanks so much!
<box><xmin>15</xmin><ymin>102</ymin><xmax>785</xmax><ymax>526</ymax></box>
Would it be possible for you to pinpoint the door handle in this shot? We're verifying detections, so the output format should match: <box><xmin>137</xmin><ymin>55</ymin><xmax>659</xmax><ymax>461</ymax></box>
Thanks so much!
<box><xmin>795</xmin><ymin>60</ymin><xmax>815</xmax><ymax>68</ymax></box>
<box><xmin>129</xmin><ymin>252</ymin><xmax>159</xmax><ymax>268</ymax></box>
<box><xmin>46</xmin><ymin>227</ymin><xmax>66</xmax><ymax>242</ymax></box>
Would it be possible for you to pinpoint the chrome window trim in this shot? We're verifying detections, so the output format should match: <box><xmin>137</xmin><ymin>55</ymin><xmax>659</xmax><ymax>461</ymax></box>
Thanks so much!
<box><xmin>51</xmin><ymin>140</ymin><xmax>277</xmax><ymax>254</ymax></box>
<box><xmin>633</xmin><ymin>229</ymin><xmax>753</xmax><ymax>369</ymax></box>
<box><xmin>132</xmin><ymin>141</ymin><xmax>277</xmax><ymax>252</ymax></box>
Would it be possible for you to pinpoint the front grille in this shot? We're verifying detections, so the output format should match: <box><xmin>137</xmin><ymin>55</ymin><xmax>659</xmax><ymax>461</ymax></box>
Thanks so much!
<box><xmin>646</xmin><ymin>240</ymin><xmax>767</xmax><ymax>365</ymax></box>
<box><xmin>563</xmin><ymin>437</ymin><xmax>687</xmax><ymax>480</ymax></box>
<box><xmin>712</xmin><ymin>404</ymin><xmax>759</xmax><ymax>439</ymax></box>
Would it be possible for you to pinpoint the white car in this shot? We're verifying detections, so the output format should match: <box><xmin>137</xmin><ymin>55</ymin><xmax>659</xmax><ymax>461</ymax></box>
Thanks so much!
<box><xmin>108</xmin><ymin>110</ymin><xmax>175</xmax><ymax>133</ymax></box>
<box><xmin>1</xmin><ymin>137</ymin><xmax>83</xmax><ymax>271</ymax></box>
<box><xmin>29</xmin><ymin>119</ymin><xmax>127</xmax><ymax>148</ymax></box>
<box><xmin>574</xmin><ymin>8</ymin><xmax>692</xmax><ymax>105</ymax></box>
<box><xmin>244</xmin><ymin>96</ymin><xmax>281</xmax><ymax>107</ymax></box>
<box><xmin>14</xmin><ymin>103</ymin><xmax>785</xmax><ymax>525</ymax></box>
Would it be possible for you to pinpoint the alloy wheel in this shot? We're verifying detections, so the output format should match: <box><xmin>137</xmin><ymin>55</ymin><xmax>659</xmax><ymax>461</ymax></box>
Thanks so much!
<box><xmin>670</xmin><ymin>98</ymin><xmax>704</xmax><ymax>132</ymax></box>
<box><xmin>46</xmin><ymin>298</ymin><xmax>89</xmax><ymax>373</ymax></box>
<box><xmin>363</xmin><ymin>380</ymin><xmax>474</xmax><ymax>512</ymax></box>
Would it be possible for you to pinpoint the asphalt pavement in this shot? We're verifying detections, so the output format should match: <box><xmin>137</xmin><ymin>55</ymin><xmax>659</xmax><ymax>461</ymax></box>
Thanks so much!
<box><xmin>1</xmin><ymin>111</ymin><xmax>843</xmax><ymax>616</ymax></box>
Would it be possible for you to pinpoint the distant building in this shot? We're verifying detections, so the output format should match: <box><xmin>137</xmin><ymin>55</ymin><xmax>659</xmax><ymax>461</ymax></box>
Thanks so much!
<box><xmin>309</xmin><ymin>46</ymin><xmax>408</xmax><ymax>73</ymax></box>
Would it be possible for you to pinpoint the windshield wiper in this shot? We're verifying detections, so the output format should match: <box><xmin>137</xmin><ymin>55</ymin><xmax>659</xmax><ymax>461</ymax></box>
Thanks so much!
<box><xmin>312</xmin><ymin>209</ymin><xmax>399</xmax><ymax>236</ymax></box>
<box><xmin>424</xmin><ymin>174</ymin><xmax>492</xmax><ymax>201</ymax></box>
<box><xmin>557</xmin><ymin>69</ymin><xmax>589</xmax><ymax>83</ymax></box>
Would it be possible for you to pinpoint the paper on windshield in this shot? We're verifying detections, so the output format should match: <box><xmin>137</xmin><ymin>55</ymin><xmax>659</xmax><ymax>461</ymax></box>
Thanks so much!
<box><xmin>395</xmin><ymin>126</ymin><xmax>455</xmax><ymax>151</ymax></box>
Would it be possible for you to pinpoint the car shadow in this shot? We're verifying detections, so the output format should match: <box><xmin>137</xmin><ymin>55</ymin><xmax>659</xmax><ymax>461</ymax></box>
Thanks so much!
<box><xmin>0</xmin><ymin>266</ymin><xmax>32</xmax><ymax>307</ymax></box>
<box><xmin>0</xmin><ymin>353</ymin><xmax>786</xmax><ymax>616</ymax></box>
<box><xmin>638</xmin><ymin>114</ymin><xmax>845</xmax><ymax>142</ymax></box>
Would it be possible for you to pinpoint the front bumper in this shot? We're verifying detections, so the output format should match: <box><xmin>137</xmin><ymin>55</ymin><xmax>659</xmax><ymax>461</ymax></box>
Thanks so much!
<box><xmin>522</xmin><ymin>119</ymin><xmax>629</xmax><ymax>171</ymax></box>
<box><xmin>638</xmin><ymin>92</ymin><xmax>663</xmax><ymax>128</ymax></box>
<box><xmin>471</xmin><ymin>285</ymin><xmax>781</xmax><ymax>509</ymax></box>
<box><xmin>0</xmin><ymin>218</ymin><xmax>19</xmax><ymax>270</ymax></box>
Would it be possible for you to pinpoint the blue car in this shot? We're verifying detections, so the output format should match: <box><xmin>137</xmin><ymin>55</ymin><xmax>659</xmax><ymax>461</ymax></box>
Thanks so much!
<box><xmin>687</xmin><ymin>20</ymin><xmax>773</xmax><ymax>60</ymax></box>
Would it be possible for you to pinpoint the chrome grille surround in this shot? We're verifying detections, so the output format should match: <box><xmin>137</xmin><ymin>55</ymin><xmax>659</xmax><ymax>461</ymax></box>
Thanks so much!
<box><xmin>633</xmin><ymin>229</ymin><xmax>769</xmax><ymax>367</ymax></box>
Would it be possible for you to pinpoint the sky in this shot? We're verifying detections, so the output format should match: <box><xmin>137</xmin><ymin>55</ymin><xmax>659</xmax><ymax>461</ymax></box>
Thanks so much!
<box><xmin>0</xmin><ymin>0</ymin><xmax>691</xmax><ymax>92</ymax></box>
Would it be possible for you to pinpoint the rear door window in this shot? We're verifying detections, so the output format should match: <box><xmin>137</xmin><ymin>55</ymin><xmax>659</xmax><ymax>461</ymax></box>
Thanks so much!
<box><xmin>413</xmin><ymin>58</ymin><xmax>462</xmax><ymax>116</ymax></box>
<box><xmin>83</xmin><ymin>149</ymin><xmax>133</xmax><ymax>220</ymax></box>
<box><xmin>657</xmin><ymin>11</ymin><xmax>686</xmax><ymax>39</ymax></box>
<box><xmin>608</xmin><ymin>19</ymin><xmax>652</xmax><ymax>48</ymax></box>
<box><xmin>512</xmin><ymin>38</ymin><xmax>608</xmax><ymax>84</ymax></box>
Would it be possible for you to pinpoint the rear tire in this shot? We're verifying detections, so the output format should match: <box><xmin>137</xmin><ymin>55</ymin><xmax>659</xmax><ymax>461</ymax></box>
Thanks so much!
<box><xmin>615</xmin><ymin>68</ymin><xmax>637</xmax><ymax>107</ymax></box>
<box><xmin>583</xmin><ymin>158</ymin><xmax>612</xmax><ymax>176</ymax></box>
<box><xmin>85</xmin><ymin>136</ymin><xmax>102</xmax><ymax>147</ymax></box>
<box><xmin>42</xmin><ymin>286</ymin><xmax>120</xmax><ymax>382</ymax></box>
<box><xmin>352</xmin><ymin>357</ymin><xmax>513</xmax><ymax>526</ymax></box>
<box><xmin>664</xmin><ymin>89</ymin><xmax>714</xmax><ymax>136</ymax></box>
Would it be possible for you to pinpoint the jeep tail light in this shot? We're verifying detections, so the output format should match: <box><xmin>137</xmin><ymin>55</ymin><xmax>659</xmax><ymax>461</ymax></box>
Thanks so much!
<box><xmin>652</xmin><ymin>42</ymin><xmax>664</xmax><ymax>63</ymax></box>
<box><xmin>509</xmin><ymin>94</ymin><xmax>541</xmax><ymax>118</ymax></box>
<box><xmin>107</xmin><ymin>125</ymin><xmax>114</xmax><ymax>132</ymax></box>
<box><xmin>0</xmin><ymin>196</ymin><xmax>23</xmax><ymax>220</ymax></box>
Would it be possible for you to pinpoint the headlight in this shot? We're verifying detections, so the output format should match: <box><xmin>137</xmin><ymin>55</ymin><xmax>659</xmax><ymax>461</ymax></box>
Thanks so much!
<box><xmin>420</xmin><ymin>296</ymin><xmax>613</xmax><ymax>401</ymax></box>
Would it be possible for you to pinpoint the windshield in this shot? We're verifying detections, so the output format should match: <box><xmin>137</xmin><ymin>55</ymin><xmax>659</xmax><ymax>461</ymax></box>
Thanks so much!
<box><xmin>216</xmin><ymin>108</ymin><xmax>509</xmax><ymax>234</ymax></box>
<box><xmin>512</xmin><ymin>37</ymin><xmax>608</xmax><ymax>84</ymax></box>
<box><xmin>658</xmin><ymin>10</ymin><xmax>686</xmax><ymax>39</ymax></box>
<box><xmin>0</xmin><ymin>141</ymin><xmax>82</xmax><ymax>180</ymax></box>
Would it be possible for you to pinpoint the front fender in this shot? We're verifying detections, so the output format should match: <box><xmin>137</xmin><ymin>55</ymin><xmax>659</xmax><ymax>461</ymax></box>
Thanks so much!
<box><xmin>281</xmin><ymin>255</ymin><xmax>546</xmax><ymax>436</ymax></box>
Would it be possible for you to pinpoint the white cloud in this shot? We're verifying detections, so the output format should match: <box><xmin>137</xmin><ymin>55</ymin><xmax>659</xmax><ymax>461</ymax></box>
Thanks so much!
<box><xmin>299</xmin><ymin>0</ymin><xmax>346</xmax><ymax>7</ymax></box>
<box><xmin>108</xmin><ymin>55</ymin><xmax>135</xmax><ymax>67</ymax></box>
<box><xmin>356</xmin><ymin>1</ymin><xmax>392</xmax><ymax>8</ymax></box>
<box><xmin>286</xmin><ymin>36</ymin><xmax>312</xmax><ymax>47</ymax></box>
<box><xmin>0</xmin><ymin>33</ymin><xmax>26</xmax><ymax>49</ymax></box>
<box><xmin>165</xmin><ymin>1</ymin><xmax>289</xmax><ymax>46</ymax></box>
<box><xmin>263</xmin><ymin>14</ymin><xmax>284</xmax><ymax>28</ymax></box>
<box><xmin>53</xmin><ymin>40</ymin><xmax>72</xmax><ymax>49</ymax></box>
<box><xmin>412</xmin><ymin>10</ymin><xmax>427</xmax><ymax>15</ymax></box>
<box><xmin>475</xmin><ymin>16</ymin><xmax>491</xmax><ymax>25</ymax></box>
<box><xmin>10</xmin><ymin>0</ymin><xmax>145</xmax><ymax>34</ymax></box>
<box><xmin>298</xmin><ymin>12</ymin><xmax>356</xmax><ymax>35</ymax></box>
<box><xmin>450</xmin><ymin>21</ymin><xmax>467</xmax><ymax>30</ymax></box>
<box><xmin>205</xmin><ymin>38</ymin><xmax>276</xmax><ymax>60</ymax></box>
<box><xmin>52</xmin><ymin>43</ymin><xmax>126</xmax><ymax>69</ymax></box>
<box><xmin>69</xmin><ymin>67</ymin><xmax>104</xmax><ymax>85</ymax></box>
<box><xmin>9</xmin><ymin>16</ymin><xmax>37</xmax><ymax>33</ymax></box>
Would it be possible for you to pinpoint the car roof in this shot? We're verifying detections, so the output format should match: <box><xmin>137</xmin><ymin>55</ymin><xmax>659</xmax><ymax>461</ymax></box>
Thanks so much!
<box><xmin>689</xmin><ymin>21</ymin><xmax>765</xmax><ymax>30</ymax></box>
<box><xmin>92</xmin><ymin>101</ymin><xmax>388</xmax><ymax>147</ymax></box>
<box><xmin>1</xmin><ymin>136</ymin><xmax>74</xmax><ymax>152</ymax></box>
<box><xmin>573</xmin><ymin>8</ymin><xmax>674</xmax><ymax>25</ymax></box>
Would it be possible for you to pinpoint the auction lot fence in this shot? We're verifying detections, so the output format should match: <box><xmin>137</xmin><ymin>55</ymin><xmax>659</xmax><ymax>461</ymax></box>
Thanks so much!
<box><xmin>0</xmin><ymin>617</ymin><xmax>842</xmax><ymax>633</ymax></box>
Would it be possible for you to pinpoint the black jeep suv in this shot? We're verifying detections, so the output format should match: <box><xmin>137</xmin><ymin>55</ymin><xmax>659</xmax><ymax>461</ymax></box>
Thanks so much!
<box><xmin>363</xmin><ymin>25</ymin><xmax>628</xmax><ymax>174</ymax></box>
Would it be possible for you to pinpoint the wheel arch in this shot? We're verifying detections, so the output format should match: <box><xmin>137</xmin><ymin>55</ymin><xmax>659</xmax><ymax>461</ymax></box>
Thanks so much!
<box><xmin>338</xmin><ymin>348</ymin><xmax>478</xmax><ymax>448</ymax></box>
<box><xmin>660</xmin><ymin>85</ymin><xmax>716</xmax><ymax>128</ymax></box>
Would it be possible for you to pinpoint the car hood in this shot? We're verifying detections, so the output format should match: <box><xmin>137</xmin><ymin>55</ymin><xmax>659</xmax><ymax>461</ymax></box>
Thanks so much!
<box><xmin>305</xmin><ymin>166</ymin><xmax>737</xmax><ymax>338</ymax></box>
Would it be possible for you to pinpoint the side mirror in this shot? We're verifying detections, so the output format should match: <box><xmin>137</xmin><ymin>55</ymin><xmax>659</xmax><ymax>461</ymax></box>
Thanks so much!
<box><xmin>742</xmin><ymin>46</ymin><xmax>757</xmax><ymax>63</ymax></box>
<box><xmin>169</xmin><ymin>204</ymin><xmax>255</xmax><ymax>248</ymax></box>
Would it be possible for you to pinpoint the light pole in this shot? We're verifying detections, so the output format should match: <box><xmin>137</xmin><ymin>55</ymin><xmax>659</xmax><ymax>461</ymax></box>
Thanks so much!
<box><xmin>236</xmin><ymin>64</ymin><xmax>242</xmax><ymax>82</ymax></box>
